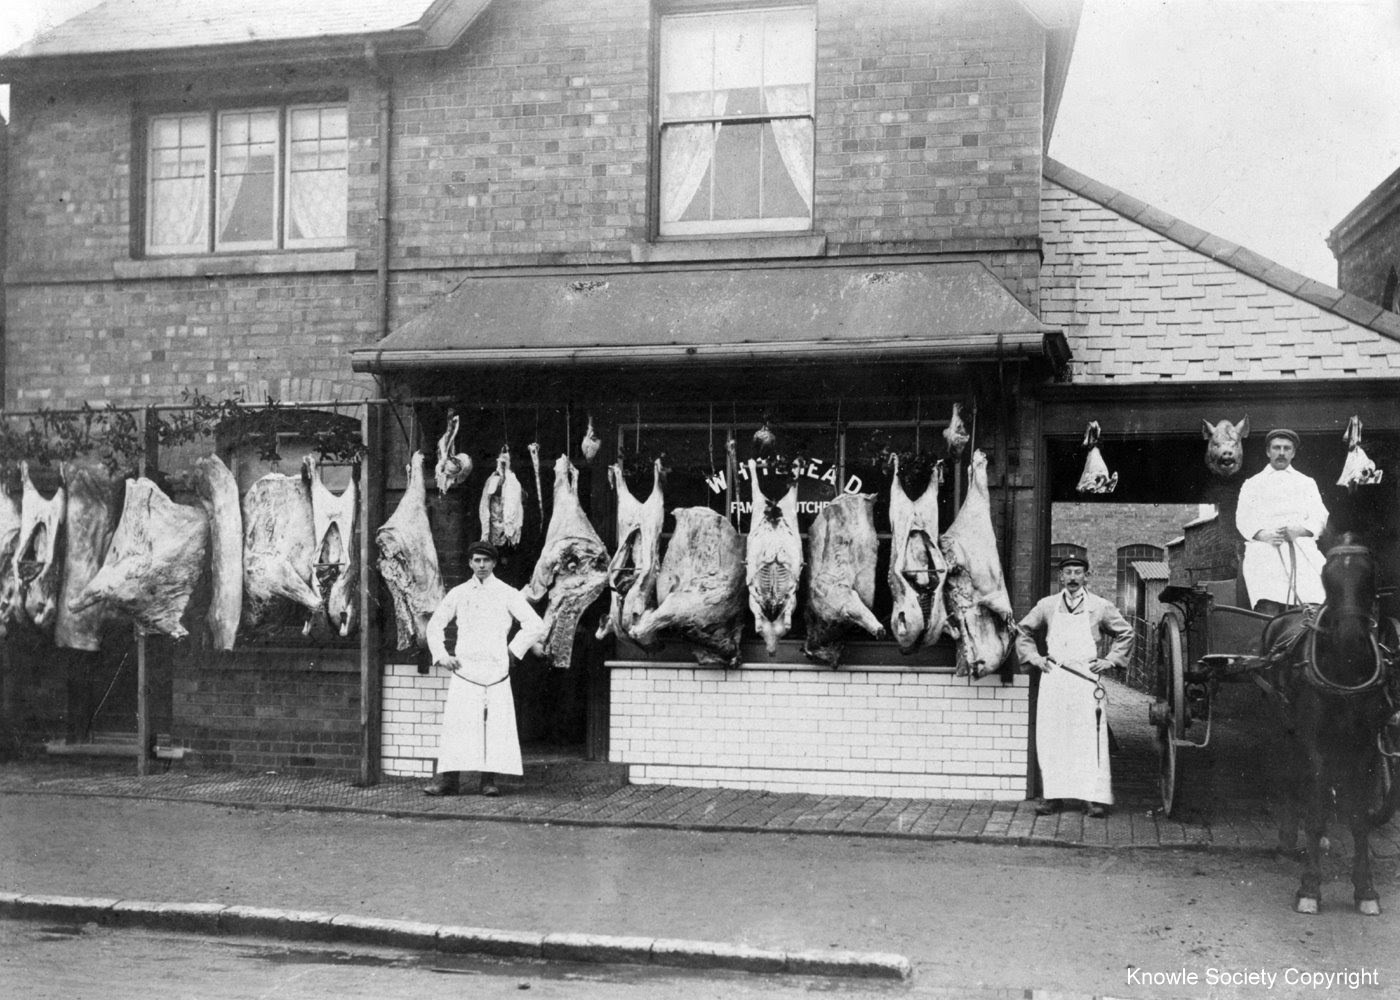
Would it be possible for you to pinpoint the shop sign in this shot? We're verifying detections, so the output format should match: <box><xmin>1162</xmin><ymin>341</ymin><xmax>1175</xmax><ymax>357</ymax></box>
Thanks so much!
<box><xmin>704</xmin><ymin>457</ymin><xmax>864</xmax><ymax>517</ymax></box>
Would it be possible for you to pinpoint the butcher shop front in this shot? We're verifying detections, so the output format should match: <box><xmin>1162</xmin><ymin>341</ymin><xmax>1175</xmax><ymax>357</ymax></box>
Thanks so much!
<box><xmin>354</xmin><ymin>257</ymin><xmax>1066</xmax><ymax>800</ymax></box>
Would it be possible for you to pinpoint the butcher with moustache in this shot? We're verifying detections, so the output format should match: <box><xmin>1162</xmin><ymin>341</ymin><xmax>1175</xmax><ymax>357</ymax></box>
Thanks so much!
<box><xmin>1235</xmin><ymin>429</ymin><xmax>1329</xmax><ymax>614</ymax></box>
<box><xmin>1015</xmin><ymin>556</ymin><xmax>1133</xmax><ymax>818</ymax></box>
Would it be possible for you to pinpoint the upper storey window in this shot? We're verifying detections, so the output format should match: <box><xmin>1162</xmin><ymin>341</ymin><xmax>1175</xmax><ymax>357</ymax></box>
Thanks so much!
<box><xmin>145</xmin><ymin>103</ymin><xmax>347</xmax><ymax>255</ymax></box>
<box><xmin>658</xmin><ymin>5</ymin><xmax>815</xmax><ymax>236</ymax></box>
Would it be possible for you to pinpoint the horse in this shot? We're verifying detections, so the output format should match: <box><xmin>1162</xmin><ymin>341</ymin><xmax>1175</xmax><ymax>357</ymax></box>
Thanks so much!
<box><xmin>1261</xmin><ymin>534</ymin><xmax>1400</xmax><ymax>915</ymax></box>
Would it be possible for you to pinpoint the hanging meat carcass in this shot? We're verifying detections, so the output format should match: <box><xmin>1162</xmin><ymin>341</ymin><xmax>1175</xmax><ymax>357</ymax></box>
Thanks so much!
<box><xmin>581</xmin><ymin>415</ymin><xmax>602</xmax><ymax>462</ymax></box>
<box><xmin>479</xmin><ymin>444</ymin><xmax>524</xmax><ymax>548</ymax></box>
<box><xmin>631</xmin><ymin>507</ymin><xmax>746</xmax><ymax>668</ymax></box>
<box><xmin>375</xmin><ymin>451</ymin><xmax>444</xmax><ymax>650</ymax></box>
<box><xmin>0</xmin><ymin>488</ymin><xmax>20</xmax><ymax>639</ymax></box>
<box><xmin>307</xmin><ymin>454</ymin><xmax>358</xmax><ymax>638</ymax></box>
<box><xmin>54</xmin><ymin>461</ymin><xmax>124</xmax><ymax>651</ymax></box>
<box><xmin>192</xmin><ymin>453</ymin><xmax>242</xmax><ymax>650</ymax></box>
<box><xmin>433</xmin><ymin>413</ymin><xmax>472</xmax><ymax>494</ymax></box>
<box><xmin>528</xmin><ymin>441</ymin><xmax>545</xmax><ymax>526</ymax></box>
<box><xmin>745</xmin><ymin>460</ymin><xmax>802</xmax><ymax>655</ymax></box>
<box><xmin>598</xmin><ymin>458</ymin><xmax>664</xmax><ymax>641</ymax></box>
<box><xmin>1338</xmin><ymin>415</ymin><xmax>1383</xmax><ymax>491</ymax></box>
<box><xmin>526</xmin><ymin>454</ymin><xmax>610</xmax><ymax>669</ymax></box>
<box><xmin>70</xmin><ymin>478</ymin><xmax>208</xmax><ymax>639</ymax></box>
<box><xmin>887</xmin><ymin>454</ymin><xmax>949</xmax><ymax>652</ymax></box>
<box><xmin>943</xmin><ymin>402</ymin><xmax>970</xmax><ymax>457</ymax></box>
<box><xmin>802</xmin><ymin>494</ymin><xmax>884</xmax><ymax>667</ymax></box>
<box><xmin>4</xmin><ymin>462</ymin><xmax>68</xmax><ymax>631</ymax></box>
<box><xmin>1075</xmin><ymin>421</ymin><xmax>1117</xmax><ymax>494</ymax></box>
<box><xmin>243</xmin><ymin>468</ymin><xmax>322</xmax><ymax>633</ymax></box>
<box><xmin>939</xmin><ymin>450</ymin><xmax>1016</xmax><ymax>678</ymax></box>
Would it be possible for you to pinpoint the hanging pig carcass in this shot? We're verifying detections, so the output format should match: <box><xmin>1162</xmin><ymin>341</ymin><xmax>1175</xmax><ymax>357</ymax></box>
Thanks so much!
<box><xmin>803</xmin><ymin>493</ymin><xmax>884</xmax><ymax>667</ymax></box>
<box><xmin>526</xmin><ymin>455</ymin><xmax>610</xmax><ymax>669</ymax></box>
<box><xmin>70</xmin><ymin>477</ymin><xmax>208</xmax><ymax>639</ymax></box>
<box><xmin>598</xmin><ymin>458</ymin><xmax>664</xmax><ymax>641</ymax></box>
<box><xmin>0</xmin><ymin>487</ymin><xmax>23</xmax><ymax>639</ymax></box>
<box><xmin>887</xmin><ymin>454</ymin><xmax>949</xmax><ymax>653</ymax></box>
<box><xmin>192</xmin><ymin>453</ymin><xmax>243</xmax><ymax>650</ymax></box>
<box><xmin>243</xmin><ymin>468</ymin><xmax>322</xmax><ymax>634</ymax></box>
<box><xmin>4</xmin><ymin>462</ymin><xmax>67</xmax><ymax>632</ymax></box>
<box><xmin>631</xmin><ymin>506</ymin><xmax>746</xmax><ymax>668</ymax></box>
<box><xmin>479</xmin><ymin>444</ymin><xmax>525</xmax><ymax>548</ymax></box>
<box><xmin>433</xmin><ymin>412</ymin><xmax>472</xmax><ymax>494</ymax></box>
<box><xmin>307</xmin><ymin>454</ymin><xmax>358</xmax><ymax>638</ymax></box>
<box><xmin>54</xmin><ymin>461</ymin><xmax>124</xmax><ymax>650</ymax></box>
<box><xmin>375</xmin><ymin>451</ymin><xmax>444</xmax><ymax>650</ymax></box>
<box><xmin>939</xmin><ymin>450</ymin><xmax>1016</xmax><ymax>678</ymax></box>
<box><xmin>745</xmin><ymin>460</ymin><xmax>802</xmax><ymax>655</ymax></box>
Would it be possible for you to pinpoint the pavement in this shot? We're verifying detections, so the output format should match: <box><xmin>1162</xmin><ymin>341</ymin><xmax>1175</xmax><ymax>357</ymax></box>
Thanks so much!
<box><xmin>2</xmin><ymin>678</ymin><xmax>1396</xmax><ymax>984</ymax></box>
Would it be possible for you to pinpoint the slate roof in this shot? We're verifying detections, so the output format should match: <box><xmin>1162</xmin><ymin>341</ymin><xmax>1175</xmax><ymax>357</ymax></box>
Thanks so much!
<box><xmin>3</xmin><ymin>0</ymin><xmax>437</xmax><ymax>59</ymax></box>
<box><xmin>1041</xmin><ymin>157</ymin><xmax>1400</xmax><ymax>383</ymax></box>
<box><xmin>1129</xmin><ymin>560</ymin><xmax>1170</xmax><ymax>582</ymax></box>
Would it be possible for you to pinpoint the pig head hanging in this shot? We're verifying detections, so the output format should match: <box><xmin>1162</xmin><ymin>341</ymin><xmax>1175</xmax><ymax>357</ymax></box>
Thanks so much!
<box><xmin>1075</xmin><ymin>421</ymin><xmax>1117</xmax><ymax>494</ymax></box>
<box><xmin>1202</xmin><ymin>416</ymin><xmax>1249</xmax><ymax>478</ymax></box>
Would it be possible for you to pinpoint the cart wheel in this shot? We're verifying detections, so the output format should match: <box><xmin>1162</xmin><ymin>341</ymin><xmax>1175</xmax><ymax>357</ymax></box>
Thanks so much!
<box><xmin>1155</xmin><ymin>612</ymin><xmax>1187</xmax><ymax>818</ymax></box>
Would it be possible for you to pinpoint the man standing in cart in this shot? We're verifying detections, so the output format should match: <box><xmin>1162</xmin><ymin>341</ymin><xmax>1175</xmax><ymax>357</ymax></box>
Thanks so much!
<box><xmin>1235</xmin><ymin>428</ymin><xmax>1329</xmax><ymax>614</ymax></box>
<box><xmin>424</xmin><ymin>541</ymin><xmax>545</xmax><ymax>797</ymax></box>
<box><xmin>1016</xmin><ymin>556</ymin><xmax>1134</xmax><ymax>818</ymax></box>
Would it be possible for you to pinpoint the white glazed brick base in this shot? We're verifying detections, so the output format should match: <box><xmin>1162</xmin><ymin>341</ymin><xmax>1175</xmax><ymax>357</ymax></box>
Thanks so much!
<box><xmin>610</xmin><ymin>666</ymin><xmax>1031</xmax><ymax>800</ymax></box>
<box><xmin>380</xmin><ymin>663</ymin><xmax>447</xmax><ymax>777</ymax></box>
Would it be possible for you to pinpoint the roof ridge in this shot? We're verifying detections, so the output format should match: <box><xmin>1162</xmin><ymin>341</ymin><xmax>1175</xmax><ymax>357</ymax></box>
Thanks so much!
<box><xmin>1043</xmin><ymin>156</ymin><xmax>1400</xmax><ymax>347</ymax></box>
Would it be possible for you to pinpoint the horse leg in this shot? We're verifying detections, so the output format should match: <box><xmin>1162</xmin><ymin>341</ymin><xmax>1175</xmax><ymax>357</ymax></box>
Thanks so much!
<box><xmin>1294</xmin><ymin>767</ymin><xmax>1327</xmax><ymax>914</ymax></box>
<box><xmin>1350</xmin><ymin>767</ymin><xmax>1381</xmax><ymax>915</ymax></box>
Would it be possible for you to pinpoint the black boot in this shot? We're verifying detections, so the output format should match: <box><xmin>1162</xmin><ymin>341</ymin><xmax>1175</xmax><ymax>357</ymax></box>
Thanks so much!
<box><xmin>480</xmin><ymin>772</ymin><xmax>500</xmax><ymax>797</ymax></box>
<box><xmin>424</xmin><ymin>771</ymin><xmax>459</xmax><ymax>796</ymax></box>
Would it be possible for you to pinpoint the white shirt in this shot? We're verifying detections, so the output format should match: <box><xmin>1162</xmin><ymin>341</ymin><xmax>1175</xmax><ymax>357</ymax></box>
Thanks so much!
<box><xmin>1236</xmin><ymin>464</ymin><xmax>1329</xmax><ymax>605</ymax></box>
<box><xmin>426</xmin><ymin>575</ymin><xmax>544</xmax><ymax>683</ymax></box>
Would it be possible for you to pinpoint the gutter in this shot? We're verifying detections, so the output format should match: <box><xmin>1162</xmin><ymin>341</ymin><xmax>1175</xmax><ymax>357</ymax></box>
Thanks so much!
<box><xmin>349</xmin><ymin>331</ymin><xmax>1066</xmax><ymax>373</ymax></box>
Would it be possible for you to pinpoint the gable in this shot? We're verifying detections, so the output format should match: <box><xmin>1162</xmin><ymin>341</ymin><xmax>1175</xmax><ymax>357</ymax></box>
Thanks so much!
<box><xmin>1041</xmin><ymin>169</ymin><xmax>1400</xmax><ymax>384</ymax></box>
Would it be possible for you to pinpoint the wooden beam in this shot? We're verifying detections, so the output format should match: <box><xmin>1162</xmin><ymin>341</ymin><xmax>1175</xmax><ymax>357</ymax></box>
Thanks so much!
<box><xmin>359</xmin><ymin>402</ymin><xmax>385</xmax><ymax>786</ymax></box>
<box><xmin>134</xmin><ymin>407</ymin><xmax>158</xmax><ymax>776</ymax></box>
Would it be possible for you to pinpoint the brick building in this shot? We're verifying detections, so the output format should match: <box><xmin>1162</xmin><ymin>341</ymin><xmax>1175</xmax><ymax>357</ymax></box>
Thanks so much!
<box><xmin>1</xmin><ymin>0</ymin><xmax>1398</xmax><ymax>799</ymax></box>
<box><xmin>1329</xmin><ymin>163</ymin><xmax>1400</xmax><ymax>310</ymax></box>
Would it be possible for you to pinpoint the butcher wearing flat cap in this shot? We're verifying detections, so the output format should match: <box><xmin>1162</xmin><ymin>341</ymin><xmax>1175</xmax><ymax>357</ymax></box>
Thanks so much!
<box><xmin>1015</xmin><ymin>556</ymin><xmax>1133</xmax><ymax>819</ymax></box>
<box><xmin>1236</xmin><ymin>429</ymin><xmax>1329</xmax><ymax>613</ymax></box>
<box><xmin>423</xmin><ymin>540</ymin><xmax>544</xmax><ymax>797</ymax></box>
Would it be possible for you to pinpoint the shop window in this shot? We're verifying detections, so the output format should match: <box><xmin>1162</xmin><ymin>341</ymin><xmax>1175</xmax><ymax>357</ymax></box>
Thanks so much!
<box><xmin>657</xmin><ymin>5</ymin><xmax>815</xmax><ymax>236</ymax></box>
<box><xmin>1047</xmin><ymin>543</ymin><xmax>1087</xmax><ymax>595</ymax></box>
<box><xmin>144</xmin><ymin>102</ymin><xmax>347</xmax><ymax>255</ymax></box>
<box><xmin>1116</xmin><ymin>544</ymin><xmax>1164</xmax><ymax>614</ymax></box>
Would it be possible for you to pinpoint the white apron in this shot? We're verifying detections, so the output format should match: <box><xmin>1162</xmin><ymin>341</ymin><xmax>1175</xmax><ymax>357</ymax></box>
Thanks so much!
<box><xmin>436</xmin><ymin>651</ymin><xmax>523</xmax><ymax>775</ymax></box>
<box><xmin>1036</xmin><ymin>600</ymin><xmax>1112</xmax><ymax>804</ymax></box>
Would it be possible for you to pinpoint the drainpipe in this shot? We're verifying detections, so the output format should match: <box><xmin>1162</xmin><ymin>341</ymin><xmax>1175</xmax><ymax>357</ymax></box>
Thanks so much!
<box><xmin>366</xmin><ymin>43</ymin><xmax>393</xmax><ymax>340</ymax></box>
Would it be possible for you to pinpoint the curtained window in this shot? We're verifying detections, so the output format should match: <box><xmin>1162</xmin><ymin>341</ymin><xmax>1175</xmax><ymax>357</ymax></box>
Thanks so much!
<box><xmin>145</xmin><ymin>102</ymin><xmax>346</xmax><ymax>256</ymax></box>
<box><xmin>658</xmin><ymin>5</ymin><xmax>815</xmax><ymax>236</ymax></box>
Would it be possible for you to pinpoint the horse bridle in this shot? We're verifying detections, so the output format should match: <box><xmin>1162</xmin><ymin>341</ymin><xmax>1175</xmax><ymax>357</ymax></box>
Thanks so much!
<box><xmin>1302</xmin><ymin>603</ymin><xmax>1389</xmax><ymax>696</ymax></box>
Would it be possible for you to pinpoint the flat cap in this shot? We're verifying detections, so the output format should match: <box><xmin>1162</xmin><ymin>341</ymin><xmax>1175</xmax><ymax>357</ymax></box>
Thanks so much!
<box><xmin>466</xmin><ymin>540</ymin><xmax>500</xmax><ymax>560</ymax></box>
<box><xmin>1264</xmin><ymin>428</ymin><xmax>1300</xmax><ymax>448</ymax></box>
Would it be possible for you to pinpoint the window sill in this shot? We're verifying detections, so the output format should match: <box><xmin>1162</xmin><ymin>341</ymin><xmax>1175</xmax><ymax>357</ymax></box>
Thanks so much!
<box><xmin>113</xmin><ymin>249</ymin><xmax>357</xmax><ymax>280</ymax></box>
<box><xmin>630</xmin><ymin>234</ymin><xmax>826</xmax><ymax>264</ymax></box>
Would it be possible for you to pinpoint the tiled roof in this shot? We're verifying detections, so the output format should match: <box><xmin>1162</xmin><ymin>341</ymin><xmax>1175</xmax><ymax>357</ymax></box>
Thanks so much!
<box><xmin>1129</xmin><ymin>560</ymin><xmax>1170</xmax><ymax>582</ymax></box>
<box><xmin>3</xmin><ymin>0</ymin><xmax>435</xmax><ymax>59</ymax></box>
<box><xmin>1042</xmin><ymin>157</ymin><xmax>1400</xmax><ymax>383</ymax></box>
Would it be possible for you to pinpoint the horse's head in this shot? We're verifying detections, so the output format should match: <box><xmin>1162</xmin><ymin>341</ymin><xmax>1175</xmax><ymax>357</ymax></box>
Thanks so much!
<box><xmin>1321</xmin><ymin>533</ymin><xmax>1377</xmax><ymax>620</ymax></box>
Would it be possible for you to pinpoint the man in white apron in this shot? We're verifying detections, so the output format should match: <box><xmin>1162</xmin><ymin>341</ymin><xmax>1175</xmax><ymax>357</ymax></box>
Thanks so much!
<box><xmin>424</xmin><ymin>541</ymin><xmax>545</xmax><ymax>797</ymax></box>
<box><xmin>1235</xmin><ymin>429</ymin><xmax>1329</xmax><ymax>614</ymax></box>
<box><xmin>1015</xmin><ymin>556</ymin><xmax>1133</xmax><ymax>818</ymax></box>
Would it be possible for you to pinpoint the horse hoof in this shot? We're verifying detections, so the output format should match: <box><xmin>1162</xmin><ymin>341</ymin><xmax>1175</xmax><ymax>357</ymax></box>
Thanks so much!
<box><xmin>1294</xmin><ymin>895</ymin><xmax>1320</xmax><ymax>915</ymax></box>
<box><xmin>1356</xmin><ymin>898</ymin><xmax>1381</xmax><ymax>916</ymax></box>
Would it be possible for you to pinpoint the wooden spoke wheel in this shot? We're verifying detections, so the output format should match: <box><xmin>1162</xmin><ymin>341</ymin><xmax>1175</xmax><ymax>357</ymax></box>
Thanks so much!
<box><xmin>1155</xmin><ymin>612</ymin><xmax>1188</xmax><ymax>818</ymax></box>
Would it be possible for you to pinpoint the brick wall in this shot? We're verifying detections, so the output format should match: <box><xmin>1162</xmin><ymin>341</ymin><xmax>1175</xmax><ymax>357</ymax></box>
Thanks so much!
<box><xmin>3</xmin><ymin>0</ymin><xmax>1047</xmax><ymax>409</ymax></box>
<box><xmin>171</xmin><ymin>652</ymin><xmax>362</xmax><ymax>776</ymax></box>
<box><xmin>1051</xmin><ymin>502</ymin><xmax>1198</xmax><ymax>599</ymax></box>
<box><xmin>1336</xmin><ymin>215</ymin><xmax>1400</xmax><ymax>307</ymax></box>
<box><xmin>610</xmin><ymin>664</ymin><xmax>1030</xmax><ymax>800</ymax></box>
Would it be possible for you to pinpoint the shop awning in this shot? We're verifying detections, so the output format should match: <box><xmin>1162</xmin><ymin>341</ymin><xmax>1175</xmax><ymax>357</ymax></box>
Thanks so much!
<box><xmin>351</xmin><ymin>260</ymin><xmax>1068</xmax><ymax>373</ymax></box>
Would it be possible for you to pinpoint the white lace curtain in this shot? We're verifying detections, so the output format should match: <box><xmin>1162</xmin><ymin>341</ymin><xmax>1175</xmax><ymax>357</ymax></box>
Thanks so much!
<box><xmin>288</xmin><ymin>169</ymin><xmax>347</xmax><ymax>242</ymax></box>
<box><xmin>764</xmin><ymin>84</ymin><xmax>813</xmax><ymax>213</ymax></box>
<box><xmin>661</xmin><ymin>92</ymin><xmax>727</xmax><ymax>224</ymax></box>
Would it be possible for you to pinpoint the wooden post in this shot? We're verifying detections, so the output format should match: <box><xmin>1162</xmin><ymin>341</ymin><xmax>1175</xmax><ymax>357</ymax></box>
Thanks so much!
<box><xmin>359</xmin><ymin>401</ymin><xmax>385</xmax><ymax>786</ymax></box>
<box><xmin>134</xmin><ymin>407</ymin><xmax>158</xmax><ymax>776</ymax></box>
